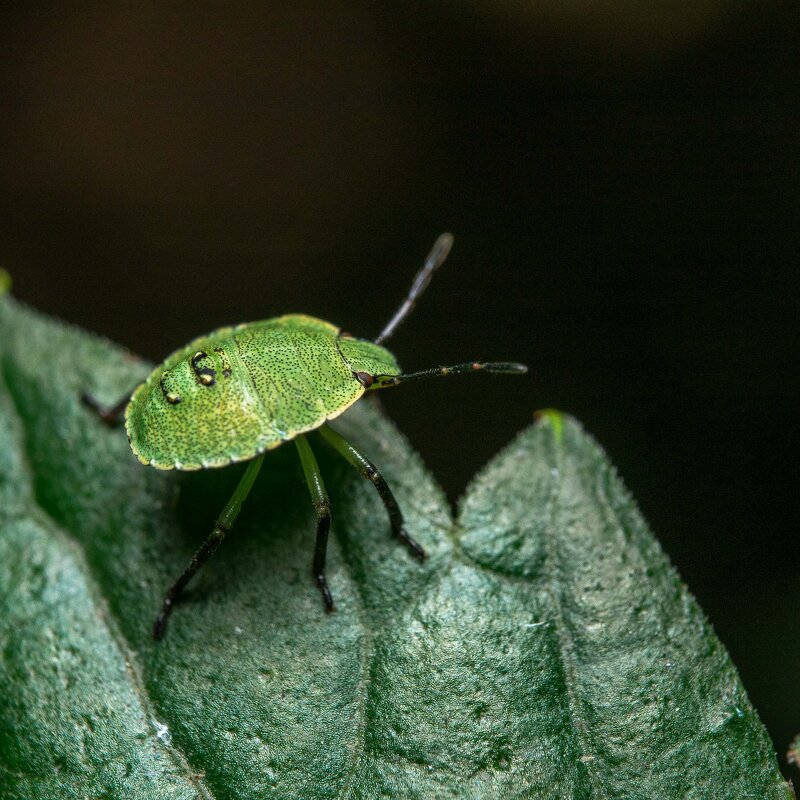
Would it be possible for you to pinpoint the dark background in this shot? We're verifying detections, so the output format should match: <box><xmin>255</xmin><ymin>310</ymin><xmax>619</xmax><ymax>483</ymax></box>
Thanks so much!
<box><xmin>1</xmin><ymin>1</ymin><xmax>798</xmax><ymax>774</ymax></box>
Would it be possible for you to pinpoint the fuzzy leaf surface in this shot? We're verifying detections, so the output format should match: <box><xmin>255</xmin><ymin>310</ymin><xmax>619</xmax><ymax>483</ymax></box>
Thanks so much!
<box><xmin>0</xmin><ymin>297</ymin><xmax>791</xmax><ymax>799</ymax></box>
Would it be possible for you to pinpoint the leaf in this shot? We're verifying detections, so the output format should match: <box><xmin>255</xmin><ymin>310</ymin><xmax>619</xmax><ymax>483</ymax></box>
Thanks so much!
<box><xmin>0</xmin><ymin>295</ymin><xmax>792</xmax><ymax>800</ymax></box>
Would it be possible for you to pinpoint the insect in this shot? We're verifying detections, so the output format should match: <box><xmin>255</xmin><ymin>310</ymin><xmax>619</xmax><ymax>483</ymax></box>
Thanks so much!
<box><xmin>84</xmin><ymin>234</ymin><xmax>527</xmax><ymax>639</ymax></box>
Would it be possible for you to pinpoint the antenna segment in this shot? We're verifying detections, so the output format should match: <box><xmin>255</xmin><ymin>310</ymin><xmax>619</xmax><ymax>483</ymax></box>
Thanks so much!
<box><xmin>374</xmin><ymin>233</ymin><xmax>454</xmax><ymax>345</ymax></box>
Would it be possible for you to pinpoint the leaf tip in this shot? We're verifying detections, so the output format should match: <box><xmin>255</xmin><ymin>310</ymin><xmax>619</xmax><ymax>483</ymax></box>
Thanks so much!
<box><xmin>0</xmin><ymin>269</ymin><xmax>11</xmax><ymax>297</ymax></box>
<box><xmin>788</xmin><ymin>733</ymin><xmax>800</xmax><ymax>769</ymax></box>
<box><xmin>534</xmin><ymin>407</ymin><xmax>565</xmax><ymax>442</ymax></box>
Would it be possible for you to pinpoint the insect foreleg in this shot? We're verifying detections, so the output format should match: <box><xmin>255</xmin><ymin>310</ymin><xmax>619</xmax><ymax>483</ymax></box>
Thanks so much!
<box><xmin>152</xmin><ymin>452</ymin><xmax>265</xmax><ymax>639</ymax></box>
<box><xmin>317</xmin><ymin>425</ymin><xmax>425</xmax><ymax>560</ymax></box>
<box><xmin>295</xmin><ymin>435</ymin><xmax>335</xmax><ymax>612</ymax></box>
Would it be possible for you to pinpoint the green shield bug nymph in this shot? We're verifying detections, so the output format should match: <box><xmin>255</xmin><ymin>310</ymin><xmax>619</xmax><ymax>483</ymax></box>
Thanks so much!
<box><xmin>84</xmin><ymin>234</ymin><xmax>527</xmax><ymax>639</ymax></box>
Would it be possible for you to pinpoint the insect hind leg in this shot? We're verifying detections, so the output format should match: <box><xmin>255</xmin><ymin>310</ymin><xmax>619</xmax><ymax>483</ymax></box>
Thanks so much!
<box><xmin>81</xmin><ymin>391</ymin><xmax>131</xmax><ymax>427</ymax></box>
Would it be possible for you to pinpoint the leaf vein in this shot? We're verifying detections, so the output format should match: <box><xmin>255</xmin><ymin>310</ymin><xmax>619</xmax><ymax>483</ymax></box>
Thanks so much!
<box><xmin>541</xmin><ymin>432</ymin><xmax>612</xmax><ymax>799</ymax></box>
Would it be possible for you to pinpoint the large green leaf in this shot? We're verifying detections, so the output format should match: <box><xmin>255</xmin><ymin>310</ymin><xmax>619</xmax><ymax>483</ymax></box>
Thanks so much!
<box><xmin>0</xmin><ymin>295</ymin><xmax>791</xmax><ymax>799</ymax></box>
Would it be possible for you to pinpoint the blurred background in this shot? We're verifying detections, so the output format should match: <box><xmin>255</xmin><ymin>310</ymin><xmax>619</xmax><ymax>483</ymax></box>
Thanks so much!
<box><xmin>0</xmin><ymin>1</ymin><xmax>797</xmax><ymax>773</ymax></box>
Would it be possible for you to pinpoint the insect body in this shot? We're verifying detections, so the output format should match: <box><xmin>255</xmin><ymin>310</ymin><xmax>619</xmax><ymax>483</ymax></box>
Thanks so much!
<box><xmin>85</xmin><ymin>234</ymin><xmax>527</xmax><ymax>639</ymax></box>
<box><xmin>125</xmin><ymin>315</ymin><xmax>399</xmax><ymax>470</ymax></box>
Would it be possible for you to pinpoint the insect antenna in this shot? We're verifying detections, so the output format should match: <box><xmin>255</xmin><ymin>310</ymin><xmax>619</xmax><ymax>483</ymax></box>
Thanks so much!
<box><xmin>374</xmin><ymin>232</ymin><xmax>454</xmax><ymax>345</ymax></box>
<box><xmin>370</xmin><ymin>361</ymin><xmax>527</xmax><ymax>389</ymax></box>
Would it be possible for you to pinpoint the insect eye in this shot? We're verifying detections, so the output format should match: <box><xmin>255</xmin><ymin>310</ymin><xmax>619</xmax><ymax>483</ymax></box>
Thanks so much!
<box><xmin>355</xmin><ymin>371</ymin><xmax>374</xmax><ymax>388</ymax></box>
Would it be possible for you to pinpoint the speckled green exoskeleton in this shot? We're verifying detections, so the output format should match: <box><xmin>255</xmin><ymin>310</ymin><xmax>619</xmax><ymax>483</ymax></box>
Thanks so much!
<box><xmin>85</xmin><ymin>234</ymin><xmax>527</xmax><ymax>639</ymax></box>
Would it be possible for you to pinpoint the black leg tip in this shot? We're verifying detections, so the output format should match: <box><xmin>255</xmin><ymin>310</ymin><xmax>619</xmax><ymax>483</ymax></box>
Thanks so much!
<box><xmin>152</xmin><ymin>601</ymin><xmax>172</xmax><ymax>640</ymax></box>
<box><xmin>400</xmin><ymin>532</ymin><xmax>426</xmax><ymax>561</ymax></box>
<box><xmin>81</xmin><ymin>391</ymin><xmax>100</xmax><ymax>413</ymax></box>
<box><xmin>316</xmin><ymin>575</ymin><xmax>335</xmax><ymax>612</ymax></box>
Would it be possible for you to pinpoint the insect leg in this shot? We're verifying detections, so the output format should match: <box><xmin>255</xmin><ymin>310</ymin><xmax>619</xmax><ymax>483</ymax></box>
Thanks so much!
<box><xmin>152</xmin><ymin>453</ymin><xmax>265</xmax><ymax>640</ymax></box>
<box><xmin>81</xmin><ymin>390</ymin><xmax>133</xmax><ymax>427</ymax></box>
<box><xmin>317</xmin><ymin>425</ymin><xmax>425</xmax><ymax>561</ymax></box>
<box><xmin>294</xmin><ymin>434</ymin><xmax>335</xmax><ymax>612</ymax></box>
